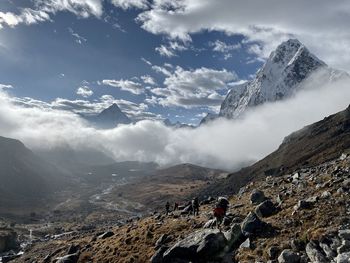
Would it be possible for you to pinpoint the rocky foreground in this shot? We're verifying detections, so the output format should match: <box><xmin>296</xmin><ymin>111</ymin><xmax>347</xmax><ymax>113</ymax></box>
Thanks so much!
<box><xmin>2</xmin><ymin>152</ymin><xmax>349</xmax><ymax>263</ymax></box>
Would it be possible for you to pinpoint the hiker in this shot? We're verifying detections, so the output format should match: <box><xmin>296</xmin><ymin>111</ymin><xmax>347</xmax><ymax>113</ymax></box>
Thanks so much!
<box><xmin>192</xmin><ymin>197</ymin><xmax>200</xmax><ymax>216</ymax></box>
<box><xmin>213</xmin><ymin>197</ymin><xmax>229</xmax><ymax>230</ymax></box>
<box><xmin>173</xmin><ymin>202</ymin><xmax>179</xmax><ymax>211</ymax></box>
<box><xmin>165</xmin><ymin>201</ymin><xmax>170</xmax><ymax>215</ymax></box>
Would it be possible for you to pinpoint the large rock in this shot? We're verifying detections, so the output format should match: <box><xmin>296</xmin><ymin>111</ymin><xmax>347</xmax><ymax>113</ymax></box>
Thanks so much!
<box><xmin>0</xmin><ymin>230</ymin><xmax>18</xmax><ymax>253</ymax></box>
<box><xmin>241</xmin><ymin>212</ymin><xmax>266</xmax><ymax>236</ymax></box>
<box><xmin>56</xmin><ymin>253</ymin><xmax>80</xmax><ymax>263</ymax></box>
<box><xmin>162</xmin><ymin>229</ymin><xmax>227</xmax><ymax>262</ymax></box>
<box><xmin>336</xmin><ymin>252</ymin><xmax>350</xmax><ymax>263</ymax></box>
<box><xmin>294</xmin><ymin>199</ymin><xmax>314</xmax><ymax>211</ymax></box>
<box><xmin>223</xmin><ymin>224</ymin><xmax>245</xmax><ymax>250</ymax></box>
<box><xmin>339</xmin><ymin>230</ymin><xmax>350</xmax><ymax>240</ymax></box>
<box><xmin>255</xmin><ymin>200</ymin><xmax>277</xmax><ymax>217</ymax></box>
<box><xmin>278</xmin><ymin>249</ymin><xmax>301</xmax><ymax>263</ymax></box>
<box><xmin>305</xmin><ymin>241</ymin><xmax>328</xmax><ymax>263</ymax></box>
<box><xmin>250</xmin><ymin>189</ymin><xmax>266</xmax><ymax>205</ymax></box>
<box><xmin>150</xmin><ymin>246</ymin><xmax>169</xmax><ymax>263</ymax></box>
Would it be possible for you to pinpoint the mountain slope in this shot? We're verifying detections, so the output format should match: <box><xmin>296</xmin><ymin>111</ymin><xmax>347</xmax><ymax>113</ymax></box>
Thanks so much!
<box><xmin>202</xmin><ymin>104</ymin><xmax>350</xmax><ymax>196</ymax></box>
<box><xmin>0</xmin><ymin>136</ymin><xmax>66</xmax><ymax>214</ymax></box>
<box><xmin>206</xmin><ymin>39</ymin><xmax>346</xmax><ymax>122</ymax></box>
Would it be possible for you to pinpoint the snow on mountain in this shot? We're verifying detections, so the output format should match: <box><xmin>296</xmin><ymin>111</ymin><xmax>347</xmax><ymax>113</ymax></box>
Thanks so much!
<box><xmin>217</xmin><ymin>39</ymin><xmax>347</xmax><ymax>120</ymax></box>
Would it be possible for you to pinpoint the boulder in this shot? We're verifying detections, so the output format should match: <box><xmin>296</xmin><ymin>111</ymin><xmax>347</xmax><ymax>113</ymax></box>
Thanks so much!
<box><xmin>241</xmin><ymin>212</ymin><xmax>266</xmax><ymax>236</ymax></box>
<box><xmin>290</xmin><ymin>239</ymin><xmax>306</xmax><ymax>251</ymax></box>
<box><xmin>294</xmin><ymin>200</ymin><xmax>314</xmax><ymax>211</ymax></box>
<box><xmin>337</xmin><ymin>240</ymin><xmax>350</xmax><ymax>254</ymax></box>
<box><xmin>250</xmin><ymin>189</ymin><xmax>266</xmax><ymax>205</ymax></box>
<box><xmin>56</xmin><ymin>253</ymin><xmax>80</xmax><ymax>263</ymax></box>
<box><xmin>278</xmin><ymin>249</ymin><xmax>301</xmax><ymax>263</ymax></box>
<box><xmin>339</xmin><ymin>230</ymin><xmax>350</xmax><ymax>240</ymax></box>
<box><xmin>155</xmin><ymin>234</ymin><xmax>172</xmax><ymax>249</ymax></box>
<box><xmin>255</xmin><ymin>200</ymin><xmax>277</xmax><ymax>217</ymax></box>
<box><xmin>336</xmin><ymin>252</ymin><xmax>350</xmax><ymax>263</ymax></box>
<box><xmin>305</xmin><ymin>241</ymin><xmax>328</xmax><ymax>263</ymax></box>
<box><xmin>67</xmin><ymin>244</ymin><xmax>80</xmax><ymax>254</ymax></box>
<box><xmin>223</xmin><ymin>224</ymin><xmax>244</xmax><ymax>250</ymax></box>
<box><xmin>163</xmin><ymin>229</ymin><xmax>227</xmax><ymax>262</ymax></box>
<box><xmin>150</xmin><ymin>246</ymin><xmax>169</xmax><ymax>263</ymax></box>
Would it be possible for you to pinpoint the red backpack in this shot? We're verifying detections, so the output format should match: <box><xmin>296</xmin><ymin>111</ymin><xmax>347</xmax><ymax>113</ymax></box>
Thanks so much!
<box><xmin>213</xmin><ymin>207</ymin><xmax>225</xmax><ymax>218</ymax></box>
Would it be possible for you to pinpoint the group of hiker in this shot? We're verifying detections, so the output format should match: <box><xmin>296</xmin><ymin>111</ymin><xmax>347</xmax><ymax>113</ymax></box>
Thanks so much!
<box><xmin>165</xmin><ymin>197</ymin><xmax>200</xmax><ymax>216</ymax></box>
<box><xmin>165</xmin><ymin>196</ymin><xmax>229</xmax><ymax>228</ymax></box>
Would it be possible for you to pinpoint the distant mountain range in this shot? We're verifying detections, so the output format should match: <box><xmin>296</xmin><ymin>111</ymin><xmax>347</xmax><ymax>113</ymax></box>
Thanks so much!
<box><xmin>202</xmin><ymin>38</ymin><xmax>348</xmax><ymax>124</ymax></box>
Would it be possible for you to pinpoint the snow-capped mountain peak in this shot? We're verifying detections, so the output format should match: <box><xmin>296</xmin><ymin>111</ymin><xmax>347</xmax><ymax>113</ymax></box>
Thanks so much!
<box><xmin>218</xmin><ymin>38</ymin><xmax>329</xmax><ymax>119</ymax></box>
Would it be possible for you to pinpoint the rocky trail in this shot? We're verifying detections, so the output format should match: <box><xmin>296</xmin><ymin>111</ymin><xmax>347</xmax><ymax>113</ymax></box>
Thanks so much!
<box><xmin>2</xmin><ymin>152</ymin><xmax>349</xmax><ymax>263</ymax></box>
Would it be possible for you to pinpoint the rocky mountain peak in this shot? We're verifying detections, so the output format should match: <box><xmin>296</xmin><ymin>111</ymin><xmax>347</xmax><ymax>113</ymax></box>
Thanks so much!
<box><xmin>216</xmin><ymin>39</ymin><xmax>331</xmax><ymax>120</ymax></box>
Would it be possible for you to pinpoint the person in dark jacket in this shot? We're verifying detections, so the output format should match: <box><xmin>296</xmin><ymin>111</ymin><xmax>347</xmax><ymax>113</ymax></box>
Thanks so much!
<box><xmin>165</xmin><ymin>201</ymin><xmax>170</xmax><ymax>215</ymax></box>
<box><xmin>192</xmin><ymin>197</ymin><xmax>200</xmax><ymax>216</ymax></box>
<box><xmin>213</xmin><ymin>197</ymin><xmax>229</xmax><ymax>230</ymax></box>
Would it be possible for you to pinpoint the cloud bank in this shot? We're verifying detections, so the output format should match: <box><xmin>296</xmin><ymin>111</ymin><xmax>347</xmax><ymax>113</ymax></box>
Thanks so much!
<box><xmin>0</xmin><ymin>71</ymin><xmax>349</xmax><ymax>171</ymax></box>
<box><xmin>137</xmin><ymin>0</ymin><xmax>350</xmax><ymax>71</ymax></box>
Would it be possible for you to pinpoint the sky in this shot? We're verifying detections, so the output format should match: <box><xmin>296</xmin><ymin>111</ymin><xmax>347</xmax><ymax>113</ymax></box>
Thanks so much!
<box><xmin>1</xmin><ymin>1</ymin><xmax>350</xmax><ymax>124</ymax></box>
<box><xmin>0</xmin><ymin>0</ymin><xmax>350</xmax><ymax>169</ymax></box>
<box><xmin>0</xmin><ymin>0</ymin><xmax>263</xmax><ymax>124</ymax></box>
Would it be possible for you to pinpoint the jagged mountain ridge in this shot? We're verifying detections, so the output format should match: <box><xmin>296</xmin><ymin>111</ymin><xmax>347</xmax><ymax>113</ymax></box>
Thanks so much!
<box><xmin>201</xmin><ymin>39</ymin><xmax>346</xmax><ymax>124</ymax></box>
<box><xmin>220</xmin><ymin>39</ymin><xmax>328</xmax><ymax>119</ymax></box>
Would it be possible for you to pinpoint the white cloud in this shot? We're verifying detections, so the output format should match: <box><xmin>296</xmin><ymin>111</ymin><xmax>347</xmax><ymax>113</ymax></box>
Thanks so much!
<box><xmin>111</xmin><ymin>0</ymin><xmax>149</xmax><ymax>10</ymax></box>
<box><xmin>12</xmin><ymin>93</ymin><xmax>157</xmax><ymax>121</ymax></box>
<box><xmin>68</xmin><ymin>27</ymin><xmax>87</xmax><ymax>44</ymax></box>
<box><xmin>0</xmin><ymin>70</ymin><xmax>349</xmax><ymax>170</ymax></box>
<box><xmin>150</xmin><ymin>66</ymin><xmax>237</xmax><ymax>108</ymax></box>
<box><xmin>100</xmin><ymin>79</ymin><xmax>144</xmax><ymax>95</ymax></box>
<box><xmin>210</xmin><ymin>40</ymin><xmax>241</xmax><ymax>53</ymax></box>
<box><xmin>34</xmin><ymin>0</ymin><xmax>104</xmax><ymax>18</ymax></box>
<box><xmin>141</xmin><ymin>75</ymin><xmax>156</xmax><ymax>85</ymax></box>
<box><xmin>76</xmin><ymin>86</ymin><xmax>93</xmax><ymax>98</ymax></box>
<box><xmin>0</xmin><ymin>84</ymin><xmax>13</xmax><ymax>90</ymax></box>
<box><xmin>137</xmin><ymin>0</ymin><xmax>350</xmax><ymax>71</ymax></box>
<box><xmin>0</xmin><ymin>0</ymin><xmax>103</xmax><ymax>28</ymax></box>
<box><xmin>155</xmin><ymin>41</ymin><xmax>188</xmax><ymax>57</ymax></box>
<box><xmin>0</xmin><ymin>8</ymin><xmax>50</xmax><ymax>28</ymax></box>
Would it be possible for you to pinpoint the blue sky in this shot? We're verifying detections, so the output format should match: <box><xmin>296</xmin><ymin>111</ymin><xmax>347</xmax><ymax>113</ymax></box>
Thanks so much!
<box><xmin>0</xmin><ymin>0</ymin><xmax>264</xmax><ymax>124</ymax></box>
<box><xmin>1</xmin><ymin>0</ymin><xmax>350</xmax><ymax>125</ymax></box>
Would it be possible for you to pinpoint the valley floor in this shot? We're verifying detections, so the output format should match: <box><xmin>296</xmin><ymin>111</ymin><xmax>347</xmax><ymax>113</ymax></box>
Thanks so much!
<box><xmin>5</xmin><ymin>153</ymin><xmax>350</xmax><ymax>263</ymax></box>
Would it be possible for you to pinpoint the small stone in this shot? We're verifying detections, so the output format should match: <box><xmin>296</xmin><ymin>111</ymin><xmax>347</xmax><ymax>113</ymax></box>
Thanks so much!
<box><xmin>239</xmin><ymin>238</ymin><xmax>251</xmax><ymax>249</ymax></box>
<box><xmin>320</xmin><ymin>191</ymin><xmax>331</xmax><ymax>199</ymax></box>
